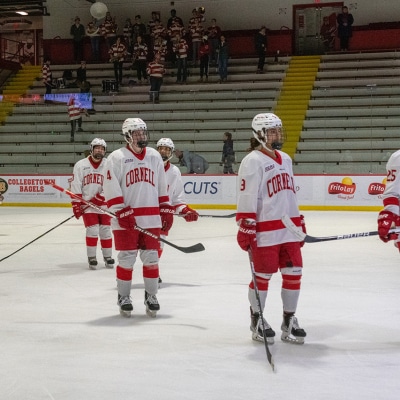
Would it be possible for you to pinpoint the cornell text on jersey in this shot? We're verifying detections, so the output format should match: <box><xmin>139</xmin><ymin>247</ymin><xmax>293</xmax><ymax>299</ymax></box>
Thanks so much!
<box><xmin>126</xmin><ymin>167</ymin><xmax>155</xmax><ymax>187</ymax></box>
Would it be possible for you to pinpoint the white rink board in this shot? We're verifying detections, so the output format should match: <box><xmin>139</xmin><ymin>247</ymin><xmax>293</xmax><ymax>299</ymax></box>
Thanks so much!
<box><xmin>0</xmin><ymin>174</ymin><xmax>387</xmax><ymax>209</ymax></box>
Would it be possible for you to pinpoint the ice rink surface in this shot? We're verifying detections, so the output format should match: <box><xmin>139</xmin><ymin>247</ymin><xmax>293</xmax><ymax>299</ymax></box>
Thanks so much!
<box><xmin>1</xmin><ymin>207</ymin><xmax>400</xmax><ymax>399</ymax></box>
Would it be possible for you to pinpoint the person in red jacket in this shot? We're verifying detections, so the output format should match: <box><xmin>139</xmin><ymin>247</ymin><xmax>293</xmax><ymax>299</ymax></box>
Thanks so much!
<box><xmin>198</xmin><ymin>36</ymin><xmax>210</xmax><ymax>82</ymax></box>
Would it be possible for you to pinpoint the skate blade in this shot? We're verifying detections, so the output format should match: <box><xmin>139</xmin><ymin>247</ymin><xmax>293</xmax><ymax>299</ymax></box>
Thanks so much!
<box><xmin>119</xmin><ymin>309</ymin><xmax>132</xmax><ymax>318</ymax></box>
<box><xmin>251</xmin><ymin>331</ymin><xmax>275</xmax><ymax>344</ymax></box>
<box><xmin>89</xmin><ymin>265</ymin><xmax>97</xmax><ymax>270</ymax></box>
<box><xmin>105</xmin><ymin>264</ymin><xmax>114</xmax><ymax>269</ymax></box>
<box><xmin>281</xmin><ymin>333</ymin><xmax>304</xmax><ymax>345</ymax></box>
<box><xmin>146</xmin><ymin>309</ymin><xmax>157</xmax><ymax>318</ymax></box>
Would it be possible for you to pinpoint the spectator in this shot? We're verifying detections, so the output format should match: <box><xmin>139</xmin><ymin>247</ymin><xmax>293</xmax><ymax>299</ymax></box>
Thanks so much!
<box><xmin>86</xmin><ymin>20</ymin><xmax>101</xmax><ymax>62</ymax></box>
<box><xmin>175</xmin><ymin>35</ymin><xmax>189</xmax><ymax>84</ymax></box>
<box><xmin>133</xmin><ymin>35</ymin><xmax>148</xmax><ymax>84</ymax></box>
<box><xmin>132</xmin><ymin>15</ymin><xmax>147</xmax><ymax>49</ymax></box>
<box><xmin>122</xmin><ymin>18</ymin><xmax>133</xmax><ymax>53</ymax></box>
<box><xmin>207</xmin><ymin>18</ymin><xmax>222</xmax><ymax>66</ymax></box>
<box><xmin>167</xmin><ymin>9</ymin><xmax>184</xmax><ymax>29</ymax></box>
<box><xmin>217</xmin><ymin>35</ymin><xmax>229</xmax><ymax>83</ymax></box>
<box><xmin>146</xmin><ymin>52</ymin><xmax>166</xmax><ymax>103</ymax></box>
<box><xmin>255</xmin><ymin>26</ymin><xmax>267</xmax><ymax>73</ymax></box>
<box><xmin>102</xmin><ymin>117</ymin><xmax>172</xmax><ymax>318</ymax></box>
<box><xmin>101</xmin><ymin>12</ymin><xmax>118</xmax><ymax>50</ymax></box>
<box><xmin>337</xmin><ymin>5</ymin><xmax>354</xmax><ymax>51</ymax></box>
<box><xmin>42</xmin><ymin>56</ymin><xmax>53</xmax><ymax>97</ymax></box>
<box><xmin>198</xmin><ymin>35</ymin><xmax>210</xmax><ymax>82</ymax></box>
<box><xmin>320</xmin><ymin>16</ymin><xmax>337</xmax><ymax>52</ymax></box>
<box><xmin>189</xmin><ymin>19</ymin><xmax>204</xmax><ymax>66</ymax></box>
<box><xmin>76</xmin><ymin>60</ymin><xmax>90</xmax><ymax>93</ymax></box>
<box><xmin>70</xmin><ymin>138</ymin><xmax>114</xmax><ymax>270</ymax></box>
<box><xmin>109</xmin><ymin>36</ymin><xmax>127</xmax><ymax>87</ymax></box>
<box><xmin>70</xmin><ymin>16</ymin><xmax>85</xmax><ymax>63</ymax></box>
<box><xmin>220</xmin><ymin>132</ymin><xmax>235</xmax><ymax>174</ymax></box>
<box><xmin>153</xmin><ymin>36</ymin><xmax>168</xmax><ymax>64</ymax></box>
<box><xmin>68</xmin><ymin>95</ymin><xmax>88</xmax><ymax>142</ymax></box>
<box><xmin>174</xmin><ymin>149</ymin><xmax>209</xmax><ymax>174</ymax></box>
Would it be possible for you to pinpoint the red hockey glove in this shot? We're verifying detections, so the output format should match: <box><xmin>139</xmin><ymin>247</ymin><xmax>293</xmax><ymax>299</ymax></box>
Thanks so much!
<box><xmin>377</xmin><ymin>210</ymin><xmax>398</xmax><ymax>242</ymax></box>
<box><xmin>300</xmin><ymin>214</ymin><xmax>306</xmax><ymax>247</ymax></box>
<box><xmin>116</xmin><ymin>207</ymin><xmax>136</xmax><ymax>230</ymax></box>
<box><xmin>90</xmin><ymin>193</ymin><xmax>106</xmax><ymax>206</ymax></box>
<box><xmin>160</xmin><ymin>204</ymin><xmax>174</xmax><ymax>233</ymax></box>
<box><xmin>237</xmin><ymin>219</ymin><xmax>257</xmax><ymax>251</ymax></box>
<box><xmin>181</xmin><ymin>206</ymin><xmax>199</xmax><ymax>222</ymax></box>
<box><xmin>72</xmin><ymin>202</ymin><xmax>84</xmax><ymax>219</ymax></box>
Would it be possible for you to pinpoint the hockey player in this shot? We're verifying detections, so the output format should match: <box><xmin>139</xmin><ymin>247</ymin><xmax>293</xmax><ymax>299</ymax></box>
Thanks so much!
<box><xmin>236</xmin><ymin>113</ymin><xmax>307</xmax><ymax>345</ymax></box>
<box><xmin>70</xmin><ymin>138</ymin><xmax>114</xmax><ymax>270</ymax></box>
<box><xmin>103</xmin><ymin>118</ymin><xmax>173</xmax><ymax>318</ymax></box>
<box><xmin>156</xmin><ymin>138</ymin><xmax>199</xmax><ymax>284</ymax></box>
<box><xmin>377</xmin><ymin>149</ymin><xmax>400</xmax><ymax>245</ymax></box>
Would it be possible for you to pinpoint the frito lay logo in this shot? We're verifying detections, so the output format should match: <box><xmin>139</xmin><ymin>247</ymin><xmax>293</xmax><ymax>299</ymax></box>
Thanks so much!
<box><xmin>368</xmin><ymin>178</ymin><xmax>386</xmax><ymax>195</ymax></box>
<box><xmin>328</xmin><ymin>177</ymin><xmax>356</xmax><ymax>195</ymax></box>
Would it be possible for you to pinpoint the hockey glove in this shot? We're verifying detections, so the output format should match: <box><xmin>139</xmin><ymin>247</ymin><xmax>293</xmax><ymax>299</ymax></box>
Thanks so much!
<box><xmin>237</xmin><ymin>219</ymin><xmax>257</xmax><ymax>251</ymax></box>
<box><xmin>181</xmin><ymin>206</ymin><xmax>199</xmax><ymax>222</ymax></box>
<box><xmin>90</xmin><ymin>193</ymin><xmax>106</xmax><ymax>207</ymax></box>
<box><xmin>160</xmin><ymin>204</ymin><xmax>174</xmax><ymax>233</ymax></box>
<box><xmin>300</xmin><ymin>214</ymin><xmax>306</xmax><ymax>247</ymax></box>
<box><xmin>377</xmin><ymin>210</ymin><xmax>399</xmax><ymax>242</ymax></box>
<box><xmin>72</xmin><ymin>202</ymin><xmax>84</xmax><ymax>219</ymax></box>
<box><xmin>116</xmin><ymin>207</ymin><xmax>136</xmax><ymax>231</ymax></box>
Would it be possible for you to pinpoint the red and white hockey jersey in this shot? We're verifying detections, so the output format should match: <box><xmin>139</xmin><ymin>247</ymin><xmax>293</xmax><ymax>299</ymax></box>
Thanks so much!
<box><xmin>236</xmin><ymin>149</ymin><xmax>301</xmax><ymax>247</ymax></box>
<box><xmin>382</xmin><ymin>149</ymin><xmax>400</xmax><ymax>214</ymax></box>
<box><xmin>103</xmin><ymin>146</ymin><xmax>169</xmax><ymax>229</ymax></box>
<box><xmin>70</xmin><ymin>156</ymin><xmax>108</xmax><ymax>213</ymax></box>
<box><xmin>165</xmin><ymin>162</ymin><xmax>187</xmax><ymax>212</ymax></box>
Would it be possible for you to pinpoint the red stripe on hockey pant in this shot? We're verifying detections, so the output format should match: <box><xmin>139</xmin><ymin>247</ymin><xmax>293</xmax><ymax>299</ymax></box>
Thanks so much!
<box><xmin>249</xmin><ymin>277</ymin><xmax>269</xmax><ymax>291</ymax></box>
<box><xmin>143</xmin><ymin>264</ymin><xmax>159</xmax><ymax>279</ymax></box>
<box><xmin>282</xmin><ymin>274</ymin><xmax>302</xmax><ymax>291</ymax></box>
<box><xmin>86</xmin><ymin>237</ymin><xmax>98</xmax><ymax>247</ymax></box>
<box><xmin>99</xmin><ymin>214</ymin><xmax>112</xmax><ymax>225</ymax></box>
<box><xmin>100</xmin><ymin>238</ymin><xmax>112</xmax><ymax>249</ymax></box>
<box><xmin>116</xmin><ymin>266</ymin><xmax>133</xmax><ymax>281</ymax></box>
<box><xmin>82</xmin><ymin>212</ymin><xmax>101</xmax><ymax>227</ymax></box>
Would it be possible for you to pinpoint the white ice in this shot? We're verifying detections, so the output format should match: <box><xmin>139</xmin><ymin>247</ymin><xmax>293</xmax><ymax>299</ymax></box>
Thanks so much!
<box><xmin>1</xmin><ymin>208</ymin><xmax>399</xmax><ymax>399</ymax></box>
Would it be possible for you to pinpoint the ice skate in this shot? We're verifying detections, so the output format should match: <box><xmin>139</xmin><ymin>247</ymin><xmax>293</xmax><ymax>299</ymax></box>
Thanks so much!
<box><xmin>144</xmin><ymin>291</ymin><xmax>160</xmax><ymax>318</ymax></box>
<box><xmin>104</xmin><ymin>257</ymin><xmax>115</xmax><ymax>269</ymax></box>
<box><xmin>281</xmin><ymin>313</ymin><xmax>306</xmax><ymax>344</ymax></box>
<box><xmin>88</xmin><ymin>257</ymin><xmax>98</xmax><ymax>270</ymax></box>
<box><xmin>250</xmin><ymin>308</ymin><xmax>275</xmax><ymax>344</ymax></box>
<box><xmin>118</xmin><ymin>294</ymin><xmax>133</xmax><ymax>317</ymax></box>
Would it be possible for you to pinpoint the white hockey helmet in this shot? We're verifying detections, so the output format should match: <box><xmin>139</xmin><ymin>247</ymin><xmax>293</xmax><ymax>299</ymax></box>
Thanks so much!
<box><xmin>251</xmin><ymin>113</ymin><xmax>285</xmax><ymax>150</ymax></box>
<box><xmin>90</xmin><ymin>137</ymin><xmax>107</xmax><ymax>151</ymax></box>
<box><xmin>90</xmin><ymin>138</ymin><xmax>106</xmax><ymax>159</ymax></box>
<box><xmin>157</xmin><ymin>137</ymin><xmax>175</xmax><ymax>161</ymax></box>
<box><xmin>122</xmin><ymin>117</ymin><xmax>149</xmax><ymax>148</ymax></box>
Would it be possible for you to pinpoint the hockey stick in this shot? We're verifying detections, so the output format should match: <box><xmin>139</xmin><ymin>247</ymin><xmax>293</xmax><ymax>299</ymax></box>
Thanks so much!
<box><xmin>175</xmin><ymin>212</ymin><xmax>236</xmax><ymax>219</ymax></box>
<box><xmin>248</xmin><ymin>249</ymin><xmax>275</xmax><ymax>372</ymax></box>
<box><xmin>50</xmin><ymin>184</ymin><xmax>205</xmax><ymax>254</ymax></box>
<box><xmin>0</xmin><ymin>214</ymin><xmax>75</xmax><ymax>263</ymax></box>
<box><xmin>281</xmin><ymin>214</ymin><xmax>400</xmax><ymax>243</ymax></box>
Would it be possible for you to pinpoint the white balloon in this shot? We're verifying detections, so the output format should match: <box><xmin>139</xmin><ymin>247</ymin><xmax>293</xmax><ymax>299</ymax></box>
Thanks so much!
<box><xmin>90</xmin><ymin>2</ymin><xmax>108</xmax><ymax>19</ymax></box>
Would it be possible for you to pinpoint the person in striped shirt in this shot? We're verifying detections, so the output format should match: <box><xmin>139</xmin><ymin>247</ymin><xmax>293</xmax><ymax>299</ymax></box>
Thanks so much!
<box><xmin>109</xmin><ymin>35</ymin><xmax>127</xmax><ymax>87</ymax></box>
<box><xmin>68</xmin><ymin>95</ymin><xmax>87</xmax><ymax>142</ymax></box>
<box><xmin>146</xmin><ymin>52</ymin><xmax>166</xmax><ymax>104</ymax></box>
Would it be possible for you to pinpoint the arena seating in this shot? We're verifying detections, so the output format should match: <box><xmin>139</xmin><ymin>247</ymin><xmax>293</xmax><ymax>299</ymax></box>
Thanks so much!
<box><xmin>1</xmin><ymin>51</ymin><xmax>400</xmax><ymax>175</ymax></box>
